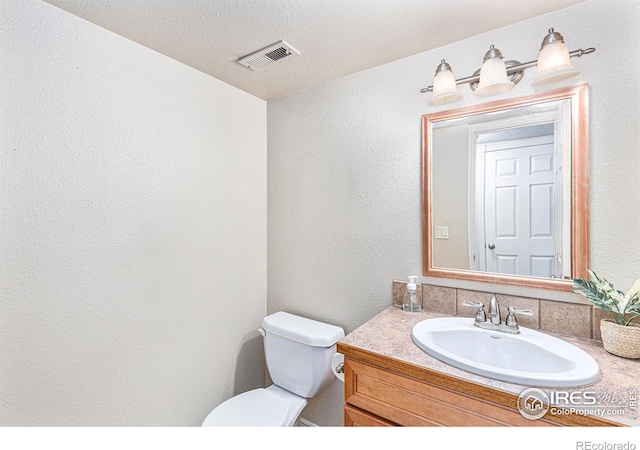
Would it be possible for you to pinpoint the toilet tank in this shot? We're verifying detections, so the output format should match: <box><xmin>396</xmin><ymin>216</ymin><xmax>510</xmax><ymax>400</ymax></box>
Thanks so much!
<box><xmin>261</xmin><ymin>312</ymin><xmax>345</xmax><ymax>398</ymax></box>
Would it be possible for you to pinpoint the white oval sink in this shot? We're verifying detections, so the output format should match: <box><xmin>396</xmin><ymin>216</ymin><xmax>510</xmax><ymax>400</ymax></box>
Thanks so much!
<box><xmin>411</xmin><ymin>317</ymin><xmax>600</xmax><ymax>387</ymax></box>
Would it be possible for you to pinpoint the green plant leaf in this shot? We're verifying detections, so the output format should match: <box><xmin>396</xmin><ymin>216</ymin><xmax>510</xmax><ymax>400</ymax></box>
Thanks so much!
<box><xmin>594</xmin><ymin>272</ymin><xmax>624</xmax><ymax>306</ymax></box>
<box><xmin>626</xmin><ymin>279</ymin><xmax>640</xmax><ymax>297</ymax></box>
<box><xmin>626</xmin><ymin>296</ymin><xmax>640</xmax><ymax>314</ymax></box>
<box><xmin>575</xmin><ymin>271</ymin><xmax>640</xmax><ymax>324</ymax></box>
<box><xmin>573</xmin><ymin>278</ymin><xmax>615</xmax><ymax>312</ymax></box>
<box><xmin>621</xmin><ymin>279</ymin><xmax>640</xmax><ymax>313</ymax></box>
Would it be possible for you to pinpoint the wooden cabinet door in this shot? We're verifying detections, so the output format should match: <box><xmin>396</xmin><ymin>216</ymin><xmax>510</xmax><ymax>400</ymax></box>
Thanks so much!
<box><xmin>344</xmin><ymin>405</ymin><xmax>396</xmax><ymax>427</ymax></box>
<box><xmin>344</xmin><ymin>357</ymin><xmax>560</xmax><ymax>427</ymax></box>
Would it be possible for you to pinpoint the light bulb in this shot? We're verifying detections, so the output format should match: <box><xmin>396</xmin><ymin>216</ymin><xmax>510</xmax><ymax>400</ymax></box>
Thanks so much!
<box><xmin>428</xmin><ymin>60</ymin><xmax>462</xmax><ymax>106</ymax></box>
<box><xmin>474</xmin><ymin>46</ymin><xmax>515</xmax><ymax>97</ymax></box>
<box><xmin>532</xmin><ymin>30</ymin><xmax>580</xmax><ymax>86</ymax></box>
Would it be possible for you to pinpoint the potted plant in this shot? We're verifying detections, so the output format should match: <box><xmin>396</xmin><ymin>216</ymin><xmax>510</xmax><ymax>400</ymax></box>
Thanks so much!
<box><xmin>573</xmin><ymin>270</ymin><xmax>640</xmax><ymax>359</ymax></box>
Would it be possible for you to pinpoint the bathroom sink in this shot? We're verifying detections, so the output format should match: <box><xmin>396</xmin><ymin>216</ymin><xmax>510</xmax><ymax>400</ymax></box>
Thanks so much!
<box><xmin>411</xmin><ymin>317</ymin><xmax>600</xmax><ymax>388</ymax></box>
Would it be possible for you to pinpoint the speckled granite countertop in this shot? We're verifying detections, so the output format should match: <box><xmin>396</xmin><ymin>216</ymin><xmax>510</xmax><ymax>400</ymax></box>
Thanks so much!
<box><xmin>338</xmin><ymin>306</ymin><xmax>640</xmax><ymax>427</ymax></box>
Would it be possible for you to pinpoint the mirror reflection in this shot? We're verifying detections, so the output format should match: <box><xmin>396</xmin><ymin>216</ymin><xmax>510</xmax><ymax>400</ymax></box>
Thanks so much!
<box><xmin>431</xmin><ymin>100</ymin><xmax>571</xmax><ymax>278</ymax></box>
<box><xmin>422</xmin><ymin>84</ymin><xmax>589</xmax><ymax>291</ymax></box>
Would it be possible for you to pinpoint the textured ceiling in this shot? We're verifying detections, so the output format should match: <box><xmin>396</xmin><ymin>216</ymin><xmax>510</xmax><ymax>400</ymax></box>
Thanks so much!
<box><xmin>45</xmin><ymin>0</ymin><xmax>584</xmax><ymax>100</ymax></box>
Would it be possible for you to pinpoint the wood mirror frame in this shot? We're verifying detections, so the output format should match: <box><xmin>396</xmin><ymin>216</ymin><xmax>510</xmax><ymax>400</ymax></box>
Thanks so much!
<box><xmin>422</xmin><ymin>84</ymin><xmax>589</xmax><ymax>291</ymax></box>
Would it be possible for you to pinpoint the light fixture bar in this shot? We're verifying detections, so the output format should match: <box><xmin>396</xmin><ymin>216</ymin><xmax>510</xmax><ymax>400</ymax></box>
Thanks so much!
<box><xmin>420</xmin><ymin>47</ymin><xmax>595</xmax><ymax>93</ymax></box>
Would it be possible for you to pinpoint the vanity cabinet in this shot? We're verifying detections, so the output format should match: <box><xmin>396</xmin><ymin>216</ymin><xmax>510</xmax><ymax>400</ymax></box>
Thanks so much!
<box><xmin>343</xmin><ymin>357</ymin><xmax>559</xmax><ymax>427</ymax></box>
<box><xmin>342</xmin><ymin>354</ymin><xmax>621</xmax><ymax>427</ymax></box>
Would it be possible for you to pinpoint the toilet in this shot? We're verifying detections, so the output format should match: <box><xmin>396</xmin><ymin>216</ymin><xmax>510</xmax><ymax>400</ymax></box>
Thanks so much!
<box><xmin>201</xmin><ymin>311</ymin><xmax>345</xmax><ymax>427</ymax></box>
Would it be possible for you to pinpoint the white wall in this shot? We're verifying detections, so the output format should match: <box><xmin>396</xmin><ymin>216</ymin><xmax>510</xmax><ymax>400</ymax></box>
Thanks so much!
<box><xmin>268</xmin><ymin>0</ymin><xmax>640</xmax><ymax>426</ymax></box>
<box><xmin>0</xmin><ymin>1</ymin><xmax>267</xmax><ymax>425</ymax></box>
<box><xmin>432</xmin><ymin>124</ymin><xmax>469</xmax><ymax>270</ymax></box>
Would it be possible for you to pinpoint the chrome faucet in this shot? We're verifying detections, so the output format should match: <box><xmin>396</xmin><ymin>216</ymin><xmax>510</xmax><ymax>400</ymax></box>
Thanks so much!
<box><xmin>462</xmin><ymin>295</ymin><xmax>533</xmax><ymax>334</ymax></box>
<box><xmin>488</xmin><ymin>295</ymin><xmax>501</xmax><ymax>325</ymax></box>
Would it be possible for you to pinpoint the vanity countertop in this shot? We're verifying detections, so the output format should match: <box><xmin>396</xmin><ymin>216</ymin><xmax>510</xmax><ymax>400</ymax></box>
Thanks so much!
<box><xmin>337</xmin><ymin>306</ymin><xmax>639</xmax><ymax>427</ymax></box>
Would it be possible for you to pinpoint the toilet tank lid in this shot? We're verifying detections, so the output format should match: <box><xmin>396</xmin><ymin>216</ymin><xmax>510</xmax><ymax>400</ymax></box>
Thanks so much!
<box><xmin>262</xmin><ymin>312</ymin><xmax>345</xmax><ymax>347</ymax></box>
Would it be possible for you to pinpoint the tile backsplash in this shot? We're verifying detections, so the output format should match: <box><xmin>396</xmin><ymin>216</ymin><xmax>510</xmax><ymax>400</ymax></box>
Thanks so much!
<box><xmin>392</xmin><ymin>280</ymin><xmax>601</xmax><ymax>341</ymax></box>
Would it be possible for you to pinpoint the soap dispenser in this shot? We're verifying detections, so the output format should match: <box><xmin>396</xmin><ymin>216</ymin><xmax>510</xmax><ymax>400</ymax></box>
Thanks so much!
<box><xmin>402</xmin><ymin>276</ymin><xmax>421</xmax><ymax>312</ymax></box>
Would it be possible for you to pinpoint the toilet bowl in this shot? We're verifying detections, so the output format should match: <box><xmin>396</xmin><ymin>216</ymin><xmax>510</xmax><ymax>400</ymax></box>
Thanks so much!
<box><xmin>201</xmin><ymin>385</ymin><xmax>307</xmax><ymax>427</ymax></box>
<box><xmin>201</xmin><ymin>312</ymin><xmax>345</xmax><ymax>427</ymax></box>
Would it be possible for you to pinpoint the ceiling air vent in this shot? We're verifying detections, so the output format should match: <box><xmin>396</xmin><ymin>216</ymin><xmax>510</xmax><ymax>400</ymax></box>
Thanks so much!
<box><xmin>238</xmin><ymin>41</ymin><xmax>300</xmax><ymax>71</ymax></box>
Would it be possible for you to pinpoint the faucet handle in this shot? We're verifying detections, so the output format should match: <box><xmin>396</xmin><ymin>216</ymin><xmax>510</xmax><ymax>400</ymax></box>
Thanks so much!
<box><xmin>462</xmin><ymin>300</ymin><xmax>483</xmax><ymax>308</ymax></box>
<box><xmin>507</xmin><ymin>306</ymin><xmax>534</xmax><ymax>315</ymax></box>
<box><xmin>505</xmin><ymin>306</ymin><xmax>534</xmax><ymax>327</ymax></box>
<box><xmin>462</xmin><ymin>301</ymin><xmax>487</xmax><ymax>322</ymax></box>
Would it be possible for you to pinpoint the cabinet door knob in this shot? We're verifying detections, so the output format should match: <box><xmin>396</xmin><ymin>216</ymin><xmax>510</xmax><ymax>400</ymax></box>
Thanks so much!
<box><xmin>488</xmin><ymin>243</ymin><xmax>496</xmax><ymax>250</ymax></box>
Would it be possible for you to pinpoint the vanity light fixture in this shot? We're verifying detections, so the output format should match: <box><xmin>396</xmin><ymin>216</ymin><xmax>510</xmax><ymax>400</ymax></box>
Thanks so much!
<box><xmin>428</xmin><ymin>60</ymin><xmax>463</xmax><ymax>106</ymax></box>
<box><xmin>531</xmin><ymin>28</ymin><xmax>581</xmax><ymax>86</ymax></box>
<box><xmin>420</xmin><ymin>28</ymin><xmax>595</xmax><ymax>105</ymax></box>
<box><xmin>474</xmin><ymin>45</ymin><xmax>515</xmax><ymax>97</ymax></box>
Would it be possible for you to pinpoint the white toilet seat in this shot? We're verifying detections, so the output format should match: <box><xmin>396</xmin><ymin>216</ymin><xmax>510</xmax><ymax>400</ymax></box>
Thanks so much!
<box><xmin>201</xmin><ymin>388</ymin><xmax>291</xmax><ymax>427</ymax></box>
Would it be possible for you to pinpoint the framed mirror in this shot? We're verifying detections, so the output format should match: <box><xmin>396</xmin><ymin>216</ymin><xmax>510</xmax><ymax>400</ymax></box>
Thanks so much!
<box><xmin>422</xmin><ymin>84</ymin><xmax>589</xmax><ymax>291</ymax></box>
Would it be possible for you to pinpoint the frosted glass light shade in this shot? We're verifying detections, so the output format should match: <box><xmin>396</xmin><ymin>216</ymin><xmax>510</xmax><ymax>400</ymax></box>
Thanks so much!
<box><xmin>428</xmin><ymin>68</ymin><xmax>462</xmax><ymax>106</ymax></box>
<box><xmin>474</xmin><ymin>56</ymin><xmax>515</xmax><ymax>98</ymax></box>
<box><xmin>532</xmin><ymin>40</ymin><xmax>580</xmax><ymax>87</ymax></box>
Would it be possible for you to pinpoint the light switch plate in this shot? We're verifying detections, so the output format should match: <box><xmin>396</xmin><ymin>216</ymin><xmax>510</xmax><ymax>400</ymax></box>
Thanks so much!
<box><xmin>435</xmin><ymin>226</ymin><xmax>449</xmax><ymax>239</ymax></box>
